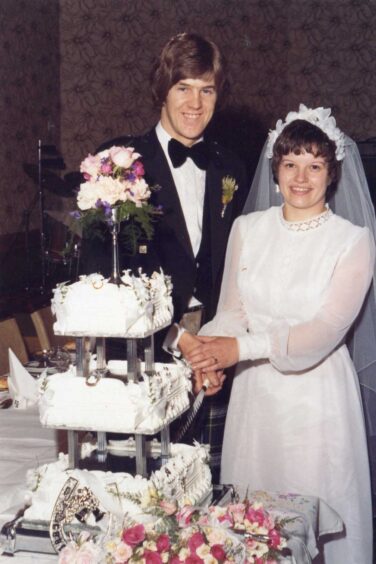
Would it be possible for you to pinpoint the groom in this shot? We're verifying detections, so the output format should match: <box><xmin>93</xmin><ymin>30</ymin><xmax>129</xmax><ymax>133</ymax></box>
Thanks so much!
<box><xmin>90</xmin><ymin>33</ymin><xmax>249</xmax><ymax>482</ymax></box>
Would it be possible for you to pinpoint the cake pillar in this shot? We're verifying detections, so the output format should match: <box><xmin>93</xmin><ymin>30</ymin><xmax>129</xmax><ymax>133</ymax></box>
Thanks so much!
<box><xmin>95</xmin><ymin>338</ymin><xmax>107</xmax><ymax>462</ymax></box>
<box><xmin>127</xmin><ymin>339</ymin><xmax>138</xmax><ymax>382</ymax></box>
<box><xmin>144</xmin><ymin>336</ymin><xmax>154</xmax><ymax>376</ymax></box>
<box><xmin>75</xmin><ymin>337</ymin><xmax>90</xmax><ymax>378</ymax></box>
<box><xmin>67</xmin><ymin>431</ymin><xmax>79</xmax><ymax>469</ymax></box>
<box><xmin>160</xmin><ymin>427</ymin><xmax>170</xmax><ymax>466</ymax></box>
<box><xmin>135</xmin><ymin>435</ymin><xmax>147</xmax><ymax>476</ymax></box>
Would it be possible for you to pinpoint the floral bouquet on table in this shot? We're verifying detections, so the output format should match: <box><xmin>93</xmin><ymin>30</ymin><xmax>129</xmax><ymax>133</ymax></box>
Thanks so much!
<box><xmin>58</xmin><ymin>486</ymin><xmax>290</xmax><ymax>563</ymax></box>
<box><xmin>75</xmin><ymin>146</ymin><xmax>160</xmax><ymax>255</ymax></box>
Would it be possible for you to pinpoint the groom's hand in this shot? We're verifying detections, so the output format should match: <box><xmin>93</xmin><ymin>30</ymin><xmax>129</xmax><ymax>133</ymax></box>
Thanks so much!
<box><xmin>193</xmin><ymin>369</ymin><xmax>226</xmax><ymax>396</ymax></box>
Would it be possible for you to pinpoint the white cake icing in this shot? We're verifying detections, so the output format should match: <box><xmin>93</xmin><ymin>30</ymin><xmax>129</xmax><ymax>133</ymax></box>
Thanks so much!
<box><xmin>51</xmin><ymin>269</ymin><xmax>173</xmax><ymax>338</ymax></box>
<box><xmin>23</xmin><ymin>445</ymin><xmax>212</xmax><ymax>523</ymax></box>
<box><xmin>39</xmin><ymin>361</ymin><xmax>192</xmax><ymax>434</ymax></box>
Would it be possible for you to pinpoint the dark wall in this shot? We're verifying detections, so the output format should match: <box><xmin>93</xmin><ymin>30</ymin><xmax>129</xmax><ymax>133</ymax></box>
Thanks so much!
<box><xmin>59</xmin><ymin>0</ymin><xmax>376</xmax><ymax>174</ymax></box>
<box><xmin>0</xmin><ymin>0</ymin><xmax>60</xmax><ymax>236</ymax></box>
<box><xmin>1</xmin><ymin>0</ymin><xmax>376</xmax><ymax>242</ymax></box>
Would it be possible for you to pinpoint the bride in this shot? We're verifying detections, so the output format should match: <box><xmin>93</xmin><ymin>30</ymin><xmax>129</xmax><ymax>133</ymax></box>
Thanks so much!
<box><xmin>183</xmin><ymin>105</ymin><xmax>375</xmax><ymax>563</ymax></box>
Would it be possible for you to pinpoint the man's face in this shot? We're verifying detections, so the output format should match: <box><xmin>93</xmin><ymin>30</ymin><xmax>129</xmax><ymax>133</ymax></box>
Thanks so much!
<box><xmin>160</xmin><ymin>76</ymin><xmax>217</xmax><ymax>147</ymax></box>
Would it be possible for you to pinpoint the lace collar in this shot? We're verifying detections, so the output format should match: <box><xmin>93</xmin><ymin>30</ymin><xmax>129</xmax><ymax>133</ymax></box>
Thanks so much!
<box><xmin>279</xmin><ymin>205</ymin><xmax>333</xmax><ymax>232</ymax></box>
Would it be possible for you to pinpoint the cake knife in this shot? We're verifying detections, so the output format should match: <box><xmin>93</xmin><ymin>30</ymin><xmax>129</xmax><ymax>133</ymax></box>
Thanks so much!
<box><xmin>174</xmin><ymin>377</ymin><xmax>210</xmax><ymax>442</ymax></box>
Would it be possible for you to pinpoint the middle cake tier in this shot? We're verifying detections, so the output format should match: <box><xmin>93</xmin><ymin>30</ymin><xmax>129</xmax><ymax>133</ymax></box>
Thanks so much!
<box><xmin>39</xmin><ymin>360</ymin><xmax>192</xmax><ymax>434</ymax></box>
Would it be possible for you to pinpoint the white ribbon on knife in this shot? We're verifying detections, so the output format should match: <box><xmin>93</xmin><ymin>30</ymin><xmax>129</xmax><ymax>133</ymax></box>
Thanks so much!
<box><xmin>175</xmin><ymin>378</ymin><xmax>210</xmax><ymax>442</ymax></box>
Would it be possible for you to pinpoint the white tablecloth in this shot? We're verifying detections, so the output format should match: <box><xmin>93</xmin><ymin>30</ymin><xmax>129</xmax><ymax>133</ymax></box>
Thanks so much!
<box><xmin>0</xmin><ymin>407</ymin><xmax>343</xmax><ymax>563</ymax></box>
<box><xmin>0</xmin><ymin>406</ymin><xmax>57</xmax><ymax>562</ymax></box>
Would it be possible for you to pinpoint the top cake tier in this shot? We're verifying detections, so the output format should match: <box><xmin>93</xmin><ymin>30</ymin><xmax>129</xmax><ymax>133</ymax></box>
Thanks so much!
<box><xmin>51</xmin><ymin>269</ymin><xmax>173</xmax><ymax>338</ymax></box>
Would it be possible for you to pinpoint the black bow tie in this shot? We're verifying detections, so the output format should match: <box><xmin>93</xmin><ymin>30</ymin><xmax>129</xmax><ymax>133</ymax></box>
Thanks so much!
<box><xmin>168</xmin><ymin>138</ymin><xmax>210</xmax><ymax>170</ymax></box>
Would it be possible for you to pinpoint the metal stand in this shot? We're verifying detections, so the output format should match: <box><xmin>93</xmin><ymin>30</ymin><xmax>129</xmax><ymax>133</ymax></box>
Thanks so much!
<box><xmin>67</xmin><ymin>333</ymin><xmax>171</xmax><ymax>476</ymax></box>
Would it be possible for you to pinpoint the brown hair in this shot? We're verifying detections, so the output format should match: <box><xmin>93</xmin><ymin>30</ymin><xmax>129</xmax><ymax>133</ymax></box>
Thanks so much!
<box><xmin>272</xmin><ymin>120</ymin><xmax>341</xmax><ymax>199</ymax></box>
<box><xmin>151</xmin><ymin>33</ymin><xmax>227</xmax><ymax>108</ymax></box>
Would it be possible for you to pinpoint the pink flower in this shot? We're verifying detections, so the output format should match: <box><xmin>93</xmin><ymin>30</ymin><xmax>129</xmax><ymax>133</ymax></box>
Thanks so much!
<box><xmin>227</xmin><ymin>503</ymin><xmax>246</xmax><ymax>524</ymax></box>
<box><xmin>159</xmin><ymin>499</ymin><xmax>177</xmax><ymax>516</ymax></box>
<box><xmin>143</xmin><ymin>549</ymin><xmax>163</xmax><ymax>563</ymax></box>
<box><xmin>110</xmin><ymin>146</ymin><xmax>140</xmax><ymax>169</ymax></box>
<box><xmin>75</xmin><ymin>549</ymin><xmax>98</xmax><ymax>564</ymax></box>
<box><xmin>188</xmin><ymin>531</ymin><xmax>205</xmax><ymax>554</ymax></box>
<box><xmin>169</xmin><ymin>556</ymin><xmax>183</xmax><ymax>564</ymax></box>
<box><xmin>156</xmin><ymin>533</ymin><xmax>170</xmax><ymax>552</ymax></box>
<box><xmin>217</xmin><ymin>513</ymin><xmax>233</xmax><ymax>526</ymax></box>
<box><xmin>269</xmin><ymin>528</ymin><xmax>283</xmax><ymax>549</ymax></box>
<box><xmin>114</xmin><ymin>541</ymin><xmax>133</xmax><ymax>562</ymax></box>
<box><xmin>245</xmin><ymin>505</ymin><xmax>268</xmax><ymax>527</ymax></box>
<box><xmin>176</xmin><ymin>506</ymin><xmax>197</xmax><ymax>527</ymax></box>
<box><xmin>100</xmin><ymin>161</ymin><xmax>113</xmax><ymax>174</ymax></box>
<box><xmin>133</xmin><ymin>160</ymin><xmax>145</xmax><ymax>177</ymax></box>
<box><xmin>80</xmin><ymin>154</ymin><xmax>101</xmax><ymax>179</ymax></box>
<box><xmin>58</xmin><ymin>543</ymin><xmax>78</xmax><ymax>563</ymax></box>
<box><xmin>122</xmin><ymin>523</ymin><xmax>145</xmax><ymax>547</ymax></box>
<box><xmin>185</xmin><ymin>556</ymin><xmax>204</xmax><ymax>564</ymax></box>
<box><xmin>210</xmin><ymin>544</ymin><xmax>226</xmax><ymax>561</ymax></box>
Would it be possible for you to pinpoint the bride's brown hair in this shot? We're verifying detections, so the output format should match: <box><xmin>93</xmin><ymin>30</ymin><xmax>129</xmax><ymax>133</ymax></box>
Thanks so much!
<box><xmin>272</xmin><ymin>120</ymin><xmax>341</xmax><ymax>198</ymax></box>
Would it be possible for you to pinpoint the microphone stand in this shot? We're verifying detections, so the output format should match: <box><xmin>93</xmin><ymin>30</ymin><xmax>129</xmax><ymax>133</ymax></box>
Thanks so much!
<box><xmin>23</xmin><ymin>191</ymin><xmax>39</xmax><ymax>292</ymax></box>
<box><xmin>38</xmin><ymin>139</ymin><xmax>47</xmax><ymax>294</ymax></box>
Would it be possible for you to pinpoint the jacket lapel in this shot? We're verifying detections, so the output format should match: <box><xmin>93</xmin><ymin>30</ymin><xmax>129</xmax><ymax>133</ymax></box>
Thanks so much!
<box><xmin>205</xmin><ymin>159</ymin><xmax>234</xmax><ymax>284</ymax></box>
<box><xmin>139</xmin><ymin>130</ymin><xmax>194</xmax><ymax>260</ymax></box>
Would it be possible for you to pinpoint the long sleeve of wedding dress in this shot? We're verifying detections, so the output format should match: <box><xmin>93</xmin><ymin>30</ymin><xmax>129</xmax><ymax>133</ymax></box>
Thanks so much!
<box><xmin>200</xmin><ymin>213</ymin><xmax>375</xmax><ymax>373</ymax></box>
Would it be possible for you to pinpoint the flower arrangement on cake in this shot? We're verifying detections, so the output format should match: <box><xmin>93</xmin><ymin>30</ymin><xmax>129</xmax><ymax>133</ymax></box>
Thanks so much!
<box><xmin>75</xmin><ymin>146</ymin><xmax>160</xmax><ymax>254</ymax></box>
<box><xmin>58</xmin><ymin>490</ymin><xmax>290</xmax><ymax>563</ymax></box>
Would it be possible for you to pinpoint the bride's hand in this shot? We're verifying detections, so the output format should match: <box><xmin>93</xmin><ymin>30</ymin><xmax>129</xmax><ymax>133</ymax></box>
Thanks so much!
<box><xmin>187</xmin><ymin>336</ymin><xmax>239</xmax><ymax>371</ymax></box>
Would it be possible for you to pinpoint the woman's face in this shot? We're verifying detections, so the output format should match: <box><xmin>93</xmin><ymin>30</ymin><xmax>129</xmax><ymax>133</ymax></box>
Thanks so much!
<box><xmin>277</xmin><ymin>149</ymin><xmax>330</xmax><ymax>220</ymax></box>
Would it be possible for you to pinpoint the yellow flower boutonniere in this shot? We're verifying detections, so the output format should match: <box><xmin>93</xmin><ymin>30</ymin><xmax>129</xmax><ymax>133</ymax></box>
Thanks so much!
<box><xmin>221</xmin><ymin>175</ymin><xmax>238</xmax><ymax>218</ymax></box>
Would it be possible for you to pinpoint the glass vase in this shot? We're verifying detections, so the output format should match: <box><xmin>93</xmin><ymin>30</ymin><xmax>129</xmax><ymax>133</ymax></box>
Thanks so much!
<box><xmin>109</xmin><ymin>206</ymin><xmax>122</xmax><ymax>285</ymax></box>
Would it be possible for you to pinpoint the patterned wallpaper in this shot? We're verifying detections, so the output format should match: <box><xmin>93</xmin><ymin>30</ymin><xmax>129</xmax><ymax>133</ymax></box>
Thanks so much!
<box><xmin>1</xmin><ymin>0</ymin><xmax>376</xmax><ymax>239</ymax></box>
<box><xmin>0</xmin><ymin>0</ymin><xmax>60</xmax><ymax>237</ymax></box>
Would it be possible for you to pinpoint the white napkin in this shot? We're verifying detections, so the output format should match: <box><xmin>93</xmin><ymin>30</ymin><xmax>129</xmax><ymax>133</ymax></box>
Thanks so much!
<box><xmin>8</xmin><ymin>348</ymin><xmax>39</xmax><ymax>409</ymax></box>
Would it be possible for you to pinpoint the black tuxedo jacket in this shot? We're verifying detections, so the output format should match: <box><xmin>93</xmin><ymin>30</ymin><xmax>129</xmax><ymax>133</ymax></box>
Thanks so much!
<box><xmin>82</xmin><ymin>128</ymin><xmax>249</xmax><ymax>325</ymax></box>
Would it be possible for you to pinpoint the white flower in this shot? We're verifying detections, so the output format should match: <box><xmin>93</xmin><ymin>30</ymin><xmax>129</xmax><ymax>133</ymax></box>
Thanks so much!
<box><xmin>77</xmin><ymin>176</ymin><xmax>127</xmax><ymax>210</ymax></box>
<box><xmin>196</xmin><ymin>544</ymin><xmax>211</xmax><ymax>558</ymax></box>
<box><xmin>77</xmin><ymin>181</ymin><xmax>102</xmax><ymax>210</ymax></box>
<box><xmin>144</xmin><ymin>540</ymin><xmax>157</xmax><ymax>551</ymax></box>
<box><xmin>246</xmin><ymin>539</ymin><xmax>269</xmax><ymax>559</ymax></box>
<box><xmin>178</xmin><ymin>547</ymin><xmax>190</xmax><ymax>560</ymax></box>
<box><xmin>206</xmin><ymin>527</ymin><xmax>228</xmax><ymax>545</ymax></box>
<box><xmin>127</xmin><ymin>177</ymin><xmax>151</xmax><ymax>207</ymax></box>
<box><xmin>266</xmin><ymin>103</ymin><xmax>345</xmax><ymax>161</ymax></box>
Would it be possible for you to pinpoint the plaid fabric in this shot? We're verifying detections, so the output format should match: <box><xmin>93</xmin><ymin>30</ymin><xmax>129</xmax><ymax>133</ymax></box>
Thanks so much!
<box><xmin>199</xmin><ymin>398</ymin><xmax>228</xmax><ymax>485</ymax></box>
<box><xmin>183</xmin><ymin>377</ymin><xmax>232</xmax><ymax>485</ymax></box>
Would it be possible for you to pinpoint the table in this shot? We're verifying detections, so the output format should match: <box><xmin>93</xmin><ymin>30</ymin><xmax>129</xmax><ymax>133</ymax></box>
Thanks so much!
<box><xmin>0</xmin><ymin>407</ymin><xmax>343</xmax><ymax>563</ymax></box>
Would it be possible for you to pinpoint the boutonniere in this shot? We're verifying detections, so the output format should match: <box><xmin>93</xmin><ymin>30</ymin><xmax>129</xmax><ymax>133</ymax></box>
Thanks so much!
<box><xmin>221</xmin><ymin>175</ymin><xmax>238</xmax><ymax>218</ymax></box>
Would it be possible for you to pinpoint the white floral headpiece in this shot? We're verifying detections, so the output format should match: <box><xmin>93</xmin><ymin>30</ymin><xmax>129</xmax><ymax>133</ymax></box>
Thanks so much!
<box><xmin>266</xmin><ymin>104</ymin><xmax>345</xmax><ymax>161</ymax></box>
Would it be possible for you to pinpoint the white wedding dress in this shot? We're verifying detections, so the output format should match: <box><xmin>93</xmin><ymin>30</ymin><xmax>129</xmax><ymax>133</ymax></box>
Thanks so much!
<box><xmin>200</xmin><ymin>206</ymin><xmax>375</xmax><ymax>564</ymax></box>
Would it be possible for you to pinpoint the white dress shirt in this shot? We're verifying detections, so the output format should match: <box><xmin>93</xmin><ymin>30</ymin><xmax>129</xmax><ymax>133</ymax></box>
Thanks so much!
<box><xmin>156</xmin><ymin>122</ymin><xmax>206</xmax><ymax>258</ymax></box>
